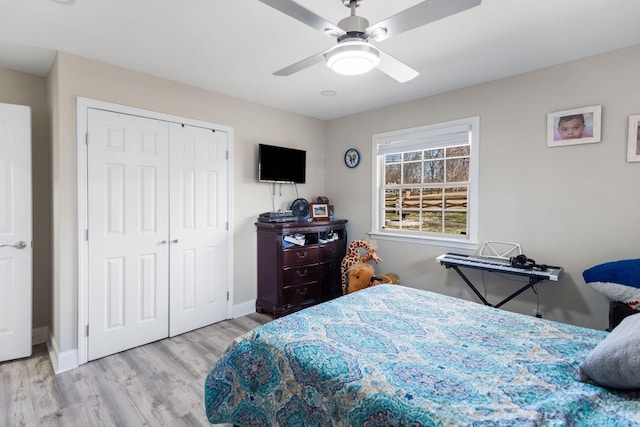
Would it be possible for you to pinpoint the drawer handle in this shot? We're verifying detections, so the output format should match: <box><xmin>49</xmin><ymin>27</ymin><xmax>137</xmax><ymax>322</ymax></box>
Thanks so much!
<box><xmin>328</xmin><ymin>247</ymin><xmax>336</xmax><ymax>254</ymax></box>
<box><xmin>298</xmin><ymin>288</ymin><xmax>308</xmax><ymax>296</ymax></box>
<box><xmin>296</xmin><ymin>252</ymin><xmax>308</xmax><ymax>259</ymax></box>
<box><xmin>297</xmin><ymin>269</ymin><xmax>308</xmax><ymax>277</ymax></box>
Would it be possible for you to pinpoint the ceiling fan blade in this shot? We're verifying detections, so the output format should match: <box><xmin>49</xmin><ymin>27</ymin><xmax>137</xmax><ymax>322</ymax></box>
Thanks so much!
<box><xmin>377</xmin><ymin>49</ymin><xmax>419</xmax><ymax>83</ymax></box>
<box><xmin>367</xmin><ymin>0</ymin><xmax>481</xmax><ymax>41</ymax></box>
<box><xmin>273</xmin><ymin>51</ymin><xmax>327</xmax><ymax>76</ymax></box>
<box><xmin>258</xmin><ymin>0</ymin><xmax>345</xmax><ymax>38</ymax></box>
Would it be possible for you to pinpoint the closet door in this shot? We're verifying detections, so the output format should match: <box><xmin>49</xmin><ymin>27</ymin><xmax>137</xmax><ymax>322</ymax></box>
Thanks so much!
<box><xmin>168</xmin><ymin>123</ymin><xmax>229</xmax><ymax>336</ymax></box>
<box><xmin>87</xmin><ymin>109</ymin><xmax>170</xmax><ymax>361</ymax></box>
<box><xmin>0</xmin><ymin>103</ymin><xmax>32</xmax><ymax>362</ymax></box>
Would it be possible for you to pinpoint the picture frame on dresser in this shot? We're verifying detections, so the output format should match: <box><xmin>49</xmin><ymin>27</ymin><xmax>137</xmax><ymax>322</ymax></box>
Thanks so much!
<box><xmin>310</xmin><ymin>203</ymin><xmax>329</xmax><ymax>219</ymax></box>
<box><xmin>627</xmin><ymin>114</ymin><xmax>640</xmax><ymax>162</ymax></box>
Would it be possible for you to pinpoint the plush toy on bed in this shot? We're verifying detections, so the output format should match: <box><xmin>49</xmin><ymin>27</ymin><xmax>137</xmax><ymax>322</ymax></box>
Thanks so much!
<box><xmin>345</xmin><ymin>262</ymin><xmax>399</xmax><ymax>294</ymax></box>
<box><xmin>341</xmin><ymin>239</ymin><xmax>398</xmax><ymax>294</ymax></box>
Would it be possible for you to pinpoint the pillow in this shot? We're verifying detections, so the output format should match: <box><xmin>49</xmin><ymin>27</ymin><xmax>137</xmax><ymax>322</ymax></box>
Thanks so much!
<box><xmin>583</xmin><ymin>259</ymin><xmax>640</xmax><ymax>309</ymax></box>
<box><xmin>578</xmin><ymin>312</ymin><xmax>640</xmax><ymax>389</ymax></box>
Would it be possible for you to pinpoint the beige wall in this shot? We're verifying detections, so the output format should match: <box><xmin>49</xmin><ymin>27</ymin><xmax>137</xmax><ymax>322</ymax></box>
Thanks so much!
<box><xmin>49</xmin><ymin>52</ymin><xmax>327</xmax><ymax>353</ymax></box>
<box><xmin>5</xmin><ymin>43</ymin><xmax>640</xmax><ymax>362</ymax></box>
<box><xmin>0</xmin><ymin>67</ymin><xmax>51</xmax><ymax>331</ymax></box>
<box><xmin>326</xmin><ymin>44</ymin><xmax>640</xmax><ymax>330</ymax></box>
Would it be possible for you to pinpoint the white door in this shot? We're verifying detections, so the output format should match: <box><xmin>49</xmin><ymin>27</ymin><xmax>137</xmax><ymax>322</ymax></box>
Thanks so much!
<box><xmin>0</xmin><ymin>103</ymin><xmax>32</xmax><ymax>362</ymax></box>
<box><xmin>87</xmin><ymin>109</ymin><xmax>170</xmax><ymax>361</ymax></box>
<box><xmin>168</xmin><ymin>123</ymin><xmax>228</xmax><ymax>336</ymax></box>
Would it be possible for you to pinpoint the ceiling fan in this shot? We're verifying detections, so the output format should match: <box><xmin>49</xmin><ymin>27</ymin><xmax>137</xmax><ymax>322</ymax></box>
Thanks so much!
<box><xmin>258</xmin><ymin>0</ymin><xmax>482</xmax><ymax>83</ymax></box>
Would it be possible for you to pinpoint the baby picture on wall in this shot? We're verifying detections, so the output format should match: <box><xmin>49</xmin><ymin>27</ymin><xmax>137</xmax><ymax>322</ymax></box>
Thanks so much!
<box><xmin>547</xmin><ymin>105</ymin><xmax>601</xmax><ymax>147</ymax></box>
<box><xmin>555</xmin><ymin>113</ymin><xmax>593</xmax><ymax>140</ymax></box>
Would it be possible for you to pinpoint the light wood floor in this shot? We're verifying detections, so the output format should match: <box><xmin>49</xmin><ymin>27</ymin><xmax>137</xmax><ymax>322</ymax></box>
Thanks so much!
<box><xmin>0</xmin><ymin>312</ymin><xmax>271</xmax><ymax>427</ymax></box>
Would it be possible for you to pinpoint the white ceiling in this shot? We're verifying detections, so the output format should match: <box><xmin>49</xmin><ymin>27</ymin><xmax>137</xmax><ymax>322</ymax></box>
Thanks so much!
<box><xmin>1</xmin><ymin>0</ymin><xmax>639</xmax><ymax>120</ymax></box>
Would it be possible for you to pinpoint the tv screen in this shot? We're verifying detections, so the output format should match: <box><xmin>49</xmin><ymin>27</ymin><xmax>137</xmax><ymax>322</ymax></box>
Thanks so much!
<box><xmin>258</xmin><ymin>144</ymin><xmax>306</xmax><ymax>184</ymax></box>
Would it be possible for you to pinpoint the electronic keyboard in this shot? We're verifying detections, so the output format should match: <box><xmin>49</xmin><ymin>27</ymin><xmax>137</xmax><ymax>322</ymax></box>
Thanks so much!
<box><xmin>436</xmin><ymin>253</ymin><xmax>563</xmax><ymax>281</ymax></box>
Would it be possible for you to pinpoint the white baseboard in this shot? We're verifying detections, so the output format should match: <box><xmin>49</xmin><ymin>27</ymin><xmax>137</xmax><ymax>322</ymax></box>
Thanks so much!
<box><xmin>40</xmin><ymin>300</ymin><xmax>256</xmax><ymax>374</ymax></box>
<box><xmin>232</xmin><ymin>299</ymin><xmax>256</xmax><ymax>318</ymax></box>
<box><xmin>32</xmin><ymin>326</ymin><xmax>49</xmax><ymax>345</ymax></box>
<box><xmin>46</xmin><ymin>335</ymin><xmax>78</xmax><ymax>374</ymax></box>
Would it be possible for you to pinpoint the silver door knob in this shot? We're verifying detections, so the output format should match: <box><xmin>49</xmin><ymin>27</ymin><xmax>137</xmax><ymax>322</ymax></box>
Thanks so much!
<box><xmin>159</xmin><ymin>240</ymin><xmax>168</xmax><ymax>245</ymax></box>
<box><xmin>171</xmin><ymin>239</ymin><xmax>179</xmax><ymax>244</ymax></box>
<box><xmin>0</xmin><ymin>241</ymin><xmax>27</xmax><ymax>249</ymax></box>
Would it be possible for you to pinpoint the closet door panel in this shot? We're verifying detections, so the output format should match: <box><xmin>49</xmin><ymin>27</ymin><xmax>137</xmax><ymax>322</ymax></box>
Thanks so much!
<box><xmin>169</xmin><ymin>123</ymin><xmax>228</xmax><ymax>336</ymax></box>
<box><xmin>87</xmin><ymin>109</ymin><xmax>170</xmax><ymax>361</ymax></box>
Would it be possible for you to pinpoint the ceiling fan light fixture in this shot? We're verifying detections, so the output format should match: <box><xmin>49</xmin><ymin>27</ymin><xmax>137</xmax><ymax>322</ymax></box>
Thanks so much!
<box><xmin>325</xmin><ymin>41</ymin><xmax>380</xmax><ymax>76</ymax></box>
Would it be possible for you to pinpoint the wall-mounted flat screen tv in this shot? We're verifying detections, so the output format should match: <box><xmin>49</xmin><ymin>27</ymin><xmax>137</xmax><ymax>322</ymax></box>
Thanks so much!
<box><xmin>258</xmin><ymin>143</ymin><xmax>306</xmax><ymax>184</ymax></box>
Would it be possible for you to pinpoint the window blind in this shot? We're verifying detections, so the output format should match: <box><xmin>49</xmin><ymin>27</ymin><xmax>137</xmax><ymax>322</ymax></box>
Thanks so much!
<box><xmin>376</xmin><ymin>124</ymin><xmax>471</xmax><ymax>155</ymax></box>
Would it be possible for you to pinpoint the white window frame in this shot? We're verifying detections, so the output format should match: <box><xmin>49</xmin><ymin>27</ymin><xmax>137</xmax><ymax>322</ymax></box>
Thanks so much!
<box><xmin>370</xmin><ymin>116</ymin><xmax>480</xmax><ymax>249</ymax></box>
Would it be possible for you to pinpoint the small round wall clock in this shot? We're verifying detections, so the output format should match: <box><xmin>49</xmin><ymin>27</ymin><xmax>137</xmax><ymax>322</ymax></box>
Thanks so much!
<box><xmin>344</xmin><ymin>148</ymin><xmax>360</xmax><ymax>168</ymax></box>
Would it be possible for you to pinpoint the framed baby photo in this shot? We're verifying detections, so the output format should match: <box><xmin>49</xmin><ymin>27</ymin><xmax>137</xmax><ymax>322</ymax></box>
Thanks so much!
<box><xmin>310</xmin><ymin>203</ymin><xmax>329</xmax><ymax>219</ymax></box>
<box><xmin>547</xmin><ymin>105</ymin><xmax>601</xmax><ymax>147</ymax></box>
<box><xmin>627</xmin><ymin>114</ymin><xmax>640</xmax><ymax>162</ymax></box>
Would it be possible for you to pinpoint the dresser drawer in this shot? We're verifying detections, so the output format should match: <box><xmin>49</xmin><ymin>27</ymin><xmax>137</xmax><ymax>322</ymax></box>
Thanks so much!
<box><xmin>319</xmin><ymin>241</ymin><xmax>346</xmax><ymax>262</ymax></box>
<box><xmin>320</xmin><ymin>259</ymin><xmax>342</xmax><ymax>278</ymax></box>
<box><xmin>322</xmin><ymin>277</ymin><xmax>343</xmax><ymax>300</ymax></box>
<box><xmin>283</xmin><ymin>264</ymin><xmax>320</xmax><ymax>285</ymax></box>
<box><xmin>283</xmin><ymin>247</ymin><xmax>319</xmax><ymax>267</ymax></box>
<box><xmin>284</xmin><ymin>283</ymin><xmax>321</xmax><ymax>306</ymax></box>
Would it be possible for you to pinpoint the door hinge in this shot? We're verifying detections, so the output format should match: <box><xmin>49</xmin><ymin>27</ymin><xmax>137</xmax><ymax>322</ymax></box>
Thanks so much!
<box><xmin>85</xmin><ymin>132</ymin><xmax>89</xmax><ymax>145</ymax></box>
<box><xmin>85</xmin><ymin>229</ymin><xmax>89</xmax><ymax>241</ymax></box>
<box><xmin>225</xmin><ymin>221</ymin><xmax>229</xmax><ymax>231</ymax></box>
<box><xmin>85</xmin><ymin>324</ymin><xmax>89</xmax><ymax>337</ymax></box>
<box><xmin>225</xmin><ymin>150</ymin><xmax>228</xmax><ymax>160</ymax></box>
<box><xmin>226</xmin><ymin>291</ymin><xmax>230</xmax><ymax>301</ymax></box>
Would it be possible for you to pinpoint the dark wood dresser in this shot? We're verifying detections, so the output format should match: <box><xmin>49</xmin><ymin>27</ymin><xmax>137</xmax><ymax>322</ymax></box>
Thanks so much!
<box><xmin>255</xmin><ymin>219</ymin><xmax>348</xmax><ymax>318</ymax></box>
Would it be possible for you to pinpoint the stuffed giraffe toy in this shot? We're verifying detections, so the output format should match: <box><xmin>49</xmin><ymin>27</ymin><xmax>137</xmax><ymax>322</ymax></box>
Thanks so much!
<box><xmin>340</xmin><ymin>240</ymin><xmax>383</xmax><ymax>295</ymax></box>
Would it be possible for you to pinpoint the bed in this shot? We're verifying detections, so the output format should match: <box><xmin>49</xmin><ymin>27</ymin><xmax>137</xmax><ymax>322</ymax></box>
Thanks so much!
<box><xmin>204</xmin><ymin>285</ymin><xmax>640</xmax><ymax>426</ymax></box>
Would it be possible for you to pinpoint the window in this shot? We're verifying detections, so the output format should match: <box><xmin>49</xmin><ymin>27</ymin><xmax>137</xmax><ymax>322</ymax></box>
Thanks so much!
<box><xmin>371</xmin><ymin>117</ymin><xmax>479</xmax><ymax>248</ymax></box>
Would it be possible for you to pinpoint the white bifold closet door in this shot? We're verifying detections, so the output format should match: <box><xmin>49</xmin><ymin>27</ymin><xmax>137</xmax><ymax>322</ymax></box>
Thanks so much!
<box><xmin>87</xmin><ymin>110</ymin><xmax>170</xmax><ymax>360</ymax></box>
<box><xmin>86</xmin><ymin>109</ymin><xmax>228</xmax><ymax>361</ymax></box>
<box><xmin>168</xmin><ymin>123</ymin><xmax>228</xmax><ymax>337</ymax></box>
<box><xmin>0</xmin><ymin>103</ymin><xmax>32</xmax><ymax>363</ymax></box>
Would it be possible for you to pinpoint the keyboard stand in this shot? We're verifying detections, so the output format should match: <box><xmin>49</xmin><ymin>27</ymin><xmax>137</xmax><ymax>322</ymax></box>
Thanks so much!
<box><xmin>445</xmin><ymin>264</ymin><xmax>545</xmax><ymax>308</ymax></box>
<box><xmin>437</xmin><ymin>253</ymin><xmax>562</xmax><ymax>308</ymax></box>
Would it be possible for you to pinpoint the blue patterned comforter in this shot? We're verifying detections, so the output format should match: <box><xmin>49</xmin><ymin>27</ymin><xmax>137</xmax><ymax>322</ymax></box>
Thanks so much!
<box><xmin>205</xmin><ymin>285</ymin><xmax>640</xmax><ymax>426</ymax></box>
